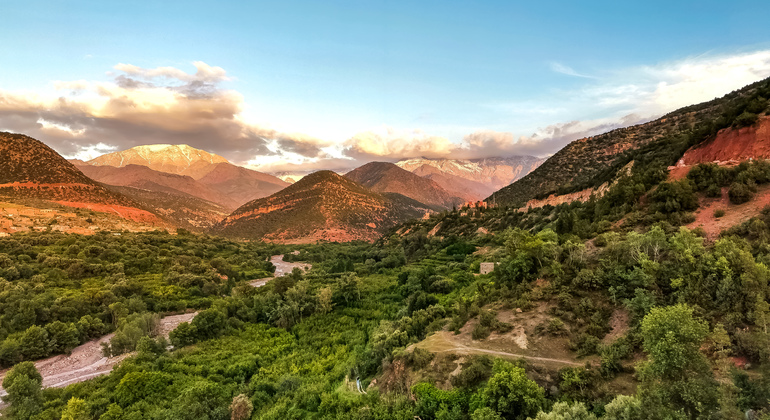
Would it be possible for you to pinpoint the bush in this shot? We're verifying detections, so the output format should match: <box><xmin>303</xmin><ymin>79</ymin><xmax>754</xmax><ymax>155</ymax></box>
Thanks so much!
<box><xmin>729</xmin><ymin>182</ymin><xmax>754</xmax><ymax>204</ymax></box>
<box><xmin>733</xmin><ymin>111</ymin><xmax>759</xmax><ymax>128</ymax></box>
<box><xmin>714</xmin><ymin>209</ymin><xmax>725</xmax><ymax>218</ymax></box>
<box><xmin>574</xmin><ymin>334</ymin><xmax>601</xmax><ymax>357</ymax></box>
<box><xmin>451</xmin><ymin>355</ymin><xmax>493</xmax><ymax>389</ymax></box>
<box><xmin>472</xmin><ymin>324</ymin><xmax>491</xmax><ymax>340</ymax></box>
<box><xmin>406</xmin><ymin>348</ymin><xmax>435</xmax><ymax>369</ymax></box>
<box><xmin>546</xmin><ymin>318</ymin><xmax>567</xmax><ymax>336</ymax></box>
<box><xmin>599</xmin><ymin>337</ymin><xmax>631</xmax><ymax>377</ymax></box>
<box><xmin>649</xmin><ymin>179</ymin><xmax>699</xmax><ymax>214</ymax></box>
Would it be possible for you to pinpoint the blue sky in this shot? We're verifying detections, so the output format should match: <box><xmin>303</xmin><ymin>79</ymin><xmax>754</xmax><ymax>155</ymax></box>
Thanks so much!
<box><xmin>1</xmin><ymin>0</ymin><xmax>770</xmax><ymax>171</ymax></box>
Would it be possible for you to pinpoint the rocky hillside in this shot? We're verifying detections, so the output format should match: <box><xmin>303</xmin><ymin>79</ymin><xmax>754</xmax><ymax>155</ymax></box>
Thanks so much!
<box><xmin>106</xmin><ymin>185</ymin><xmax>229</xmax><ymax>230</ymax></box>
<box><xmin>490</xmin><ymin>77</ymin><xmax>770</xmax><ymax>207</ymax></box>
<box><xmin>76</xmin><ymin>164</ymin><xmax>240</xmax><ymax>210</ymax></box>
<box><xmin>396</xmin><ymin>156</ymin><xmax>544</xmax><ymax>193</ymax></box>
<box><xmin>195</xmin><ymin>162</ymin><xmax>290</xmax><ymax>208</ymax></box>
<box><xmin>213</xmin><ymin>171</ymin><xmax>432</xmax><ymax>243</ymax></box>
<box><xmin>345</xmin><ymin>162</ymin><xmax>462</xmax><ymax>209</ymax></box>
<box><xmin>88</xmin><ymin>144</ymin><xmax>229</xmax><ymax>177</ymax></box>
<box><xmin>0</xmin><ymin>132</ymin><xmax>158</xmax><ymax>222</ymax></box>
<box><xmin>679</xmin><ymin>115</ymin><xmax>770</xmax><ymax>166</ymax></box>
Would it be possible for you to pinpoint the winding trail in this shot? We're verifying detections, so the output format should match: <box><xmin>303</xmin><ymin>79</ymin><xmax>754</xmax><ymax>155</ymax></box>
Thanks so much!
<box><xmin>0</xmin><ymin>312</ymin><xmax>197</xmax><ymax>406</ymax></box>
<box><xmin>248</xmin><ymin>254</ymin><xmax>312</xmax><ymax>287</ymax></box>
<box><xmin>415</xmin><ymin>331</ymin><xmax>581</xmax><ymax>366</ymax></box>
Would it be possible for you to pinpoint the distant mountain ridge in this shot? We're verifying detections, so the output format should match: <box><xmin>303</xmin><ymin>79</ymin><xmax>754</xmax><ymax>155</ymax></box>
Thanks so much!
<box><xmin>75</xmin><ymin>164</ymin><xmax>240</xmax><ymax>210</ymax></box>
<box><xmin>88</xmin><ymin>144</ymin><xmax>229</xmax><ymax>177</ymax></box>
<box><xmin>395</xmin><ymin>156</ymin><xmax>544</xmax><ymax>199</ymax></box>
<box><xmin>345</xmin><ymin>162</ymin><xmax>462</xmax><ymax>209</ymax></box>
<box><xmin>82</xmin><ymin>144</ymin><xmax>289</xmax><ymax>208</ymax></box>
<box><xmin>213</xmin><ymin>170</ymin><xmax>432</xmax><ymax>243</ymax></box>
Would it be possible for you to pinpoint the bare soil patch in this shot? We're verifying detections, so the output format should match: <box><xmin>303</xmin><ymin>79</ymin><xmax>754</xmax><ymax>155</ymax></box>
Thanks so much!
<box><xmin>414</xmin><ymin>302</ymin><xmax>588</xmax><ymax>370</ymax></box>
<box><xmin>688</xmin><ymin>185</ymin><xmax>770</xmax><ymax>240</ymax></box>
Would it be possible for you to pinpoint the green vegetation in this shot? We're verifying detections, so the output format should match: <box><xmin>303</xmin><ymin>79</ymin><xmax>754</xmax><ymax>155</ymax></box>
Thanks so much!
<box><xmin>0</xmin><ymin>231</ymin><xmax>274</xmax><ymax>367</ymax></box>
<box><xmin>0</xmin><ymin>201</ymin><xmax>768</xmax><ymax>419</ymax></box>
<box><xmin>4</xmin><ymin>81</ymin><xmax>770</xmax><ymax>419</ymax></box>
<box><xmin>491</xmin><ymin>76</ymin><xmax>770</xmax><ymax>208</ymax></box>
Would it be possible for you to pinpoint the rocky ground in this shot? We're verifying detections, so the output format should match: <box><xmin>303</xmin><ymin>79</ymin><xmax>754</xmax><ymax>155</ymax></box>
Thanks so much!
<box><xmin>0</xmin><ymin>312</ymin><xmax>198</xmax><ymax>406</ymax></box>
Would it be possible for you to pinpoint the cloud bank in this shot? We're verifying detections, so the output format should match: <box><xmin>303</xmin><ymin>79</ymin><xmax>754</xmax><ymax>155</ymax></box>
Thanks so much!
<box><xmin>1</xmin><ymin>50</ymin><xmax>770</xmax><ymax>172</ymax></box>
<box><xmin>0</xmin><ymin>62</ymin><xmax>330</xmax><ymax>165</ymax></box>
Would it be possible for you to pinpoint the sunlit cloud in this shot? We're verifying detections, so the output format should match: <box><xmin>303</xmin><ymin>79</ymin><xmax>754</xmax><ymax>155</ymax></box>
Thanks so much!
<box><xmin>0</xmin><ymin>61</ymin><xmax>329</xmax><ymax>168</ymax></box>
<box><xmin>1</xmin><ymin>50</ymin><xmax>770</xmax><ymax>172</ymax></box>
<box><xmin>69</xmin><ymin>143</ymin><xmax>117</xmax><ymax>161</ymax></box>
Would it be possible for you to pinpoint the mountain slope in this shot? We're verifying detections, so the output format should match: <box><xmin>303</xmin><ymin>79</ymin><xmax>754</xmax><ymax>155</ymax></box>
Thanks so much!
<box><xmin>0</xmin><ymin>132</ymin><xmax>158</xmax><ymax>222</ymax></box>
<box><xmin>105</xmin><ymin>185</ymin><xmax>229</xmax><ymax>230</ymax></box>
<box><xmin>196</xmin><ymin>162</ymin><xmax>290</xmax><ymax>208</ymax></box>
<box><xmin>85</xmin><ymin>144</ymin><xmax>289</xmax><ymax>207</ymax></box>
<box><xmin>88</xmin><ymin>144</ymin><xmax>229</xmax><ymax>177</ymax></box>
<box><xmin>396</xmin><ymin>156</ymin><xmax>544</xmax><ymax>192</ymax></box>
<box><xmin>213</xmin><ymin>171</ymin><xmax>431</xmax><ymax>243</ymax></box>
<box><xmin>76</xmin><ymin>164</ymin><xmax>240</xmax><ymax>210</ymax></box>
<box><xmin>409</xmin><ymin>164</ymin><xmax>496</xmax><ymax>202</ymax></box>
<box><xmin>490</xmin><ymin>77</ymin><xmax>770</xmax><ymax>207</ymax></box>
<box><xmin>345</xmin><ymin>162</ymin><xmax>462</xmax><ymax>209</ymax></box>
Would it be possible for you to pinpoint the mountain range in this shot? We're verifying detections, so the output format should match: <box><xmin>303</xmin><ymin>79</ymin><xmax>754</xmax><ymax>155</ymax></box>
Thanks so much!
<box><xmin>213</xmin><ymin>171</ymin><xmax>432</xmax><ymax>243</ymax></box>
<box><xmin>345</xmin><ymin>162</ymin><xmax>463</xmax><ymax>209</ymax></box>
<box><xmin>80</xmin><ymin>145</ymin><xmax>289</xmax><ymax>209</ymax></box>
<box><xmin>2</xmin><ymin>76</ymin><xmax>770</xmax><ymax>242</ymax></box>
<box><xmin>395</xmin><ymin>156</ymin><xmax>544</xmax><ymax>200</ymax></box>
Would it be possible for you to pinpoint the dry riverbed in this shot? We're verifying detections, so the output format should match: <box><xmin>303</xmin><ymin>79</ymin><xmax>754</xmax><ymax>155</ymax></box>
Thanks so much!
<box><xmin>0</xmin><ymin>312</ymin><xmax>197</xmax><ymax>403</ymax></box>
<box><xmin>248</xmin><ymin>254</ymin><xmax>312</xmax><ymax>287</ymax></box>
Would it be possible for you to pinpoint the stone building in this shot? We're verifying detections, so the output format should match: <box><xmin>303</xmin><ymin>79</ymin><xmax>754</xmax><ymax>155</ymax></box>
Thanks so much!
<box><xmin>480</xmin><ymin>262</ymin><xmax>497</xmax><ymax>275</ymax></box>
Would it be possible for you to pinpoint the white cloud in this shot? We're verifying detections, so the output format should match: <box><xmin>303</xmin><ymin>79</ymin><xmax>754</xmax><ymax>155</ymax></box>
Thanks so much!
<box><xmin>67</xmin><ymin>143</ymin><xmax>117</xmax><ymax>161</ymax></box>
<box><xmin>550</xmin><ymin>62</ymin><xmax>597</xmax><ymax>79</ymax></box>
<box><xmin>1</xmin><ymin>50</ymin><xmax>770</xmax><ymax>171</ymax></box>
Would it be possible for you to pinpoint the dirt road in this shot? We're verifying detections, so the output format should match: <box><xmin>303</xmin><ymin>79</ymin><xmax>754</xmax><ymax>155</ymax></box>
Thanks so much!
<box><xmin>0</xmin><ymin>312</ymin><xmax>197</xmax><ymax>404</ymax></box>
<box><xmin>414</xmin><ymin>330</ymin><xmax>581</xmax><ymax>366</ymax></box>
<box><xmin>248</xmin><ymin>254</ymin><xmax>312</xmax><ymax>287</ymax></box>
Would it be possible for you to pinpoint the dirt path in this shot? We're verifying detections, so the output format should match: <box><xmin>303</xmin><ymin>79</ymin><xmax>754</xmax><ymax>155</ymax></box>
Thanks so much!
<box><xmin>248</xmin><ymin>254</ymin><xmax>312</xmax><ymax>287</ymax></box>
<box><xmin>0</xmin><ymin>312</ymin><xmax>197</xmax><ymax>404</ymax></box>
<box><xmin>414</xmin><ymin>331</ymin><xmax>581</xmax><ymax>366</ymax></box>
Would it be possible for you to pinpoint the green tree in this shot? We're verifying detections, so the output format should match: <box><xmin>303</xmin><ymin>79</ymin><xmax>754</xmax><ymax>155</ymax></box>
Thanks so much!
<box><xmin>61</xmin><ymin>397</ymin><xmax>89</xmax><ymax>420</ymax></box>
<box><xmin>46</xmin><ymin>321</ymin><xmax>80</xmax><ymax>354</ymax></box>
<box><xmin>317</xmin><ymin>286</ymin><xmax>334</xmax><ymax>314</ymax></box>
<box><xmin>19</xmin><ymin>325</ymin><xmax>51</xmax><ymax>360</ymax></box>
<box><xmin>170</xmin><ymin>381</ymin><xmax>229</xmax><ymax>420</ymax></box>
<box><xmin>637</xmin><ymin>304</ymin><xmax>719</xmax><ymax>419</ymax></box>
<box><xmin>109</xmin><ymin>301</ymin><xmax>128</xmax><ymax>326</ymax></box>
<box><xmin>169</xmin><ymin>322</ymin><xmax>197</xmax><ymax>347</ymax></box>
<box><xmin>2</xmin><ymin>361</ymin><xmax>43</xmax><ymax>419</ymax></box>
<box><xmin>471</xmin><ymin>407</ymin><xmax>503</xmax><ymax>420</ymax></box>
<box><xmin>481</xmin><ymin>360</ymin><xmax>545</xmax><ymax>420</ymax></box>
<box><xmin>602</xmin><ymin>395</ymin><xmax>643</xmax><ymax>420</ymax></box>
<box><xmin>99</xmin><ymin>404</ymin><xmax>124</xmax><ymax>420</ymax></box>
<box><xmin>191</xmin><ymin>309</ymin><xmax>227</xmax><ymax>340</ymax></box>
<box><xmin>533</xmin><ymin>401</ymin><xmax>597</xmax><ymax>420</ymax></box>
<box><xmin>335</xmin><ymin>273</ymin><xmax>361</xmax><ymax>305</ymax></box>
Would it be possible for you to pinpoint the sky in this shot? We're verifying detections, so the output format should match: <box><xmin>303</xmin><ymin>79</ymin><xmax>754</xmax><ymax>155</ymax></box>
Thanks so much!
<box><xmin>1</xmin><ymin>0</ymin><xmax>770</xmax><ymax>173</ymax></box>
